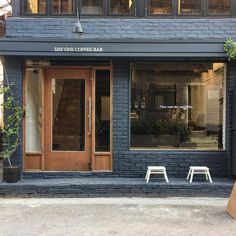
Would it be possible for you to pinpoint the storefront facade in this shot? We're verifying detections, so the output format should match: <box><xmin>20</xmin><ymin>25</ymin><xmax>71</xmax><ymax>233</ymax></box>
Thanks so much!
<box><xmin>1</xmin><ymin>0</ymin><xmax>236</xmax><ymax>178</ymax></box>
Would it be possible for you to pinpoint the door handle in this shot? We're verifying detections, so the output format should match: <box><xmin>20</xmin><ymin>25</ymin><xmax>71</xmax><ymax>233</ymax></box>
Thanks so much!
<box><xmin>88</xmin><ymin>97</ymin><xmax>92</xmax><ymax>135</ymax></box>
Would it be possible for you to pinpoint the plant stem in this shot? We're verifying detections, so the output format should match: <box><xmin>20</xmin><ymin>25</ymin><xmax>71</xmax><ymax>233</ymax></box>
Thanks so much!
<box><xmin>8</xmin><ymin>157</ymin><xmax>12</xmax><ymax>168</ymax></box>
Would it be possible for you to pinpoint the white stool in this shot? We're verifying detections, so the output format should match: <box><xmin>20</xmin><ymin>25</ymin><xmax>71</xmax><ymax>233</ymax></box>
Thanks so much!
<box><xmin>145</xmin><ymin>166</ymin><xmax>169</xmax><ymax>183</ymax></box>
<box><xmin>187</xmin><ymin>166</ymin><xmax>212</xmax><ymax>183</ymax></box>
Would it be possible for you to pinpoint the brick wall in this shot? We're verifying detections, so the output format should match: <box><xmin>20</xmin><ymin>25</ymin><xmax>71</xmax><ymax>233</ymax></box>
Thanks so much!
<box><xmin>2</xmin><ymin>58</ymin><xmax>236</xmax><ymax>179</ymax></box>
<box><xmin>5</xmin><ymin>18</ymin><xmax>236</xmax><ymax>40</ymax></box>
<box><xmin>3</xmin><ymin>16</ymin><xmax>236</xmax><ymax>179</ymax></box>
<box><xmin>112</xmin><ymin>61</ymin><xmax>236</xmax><ymax>178</ymax></box>
<box><xmin>226</xmin><ymin>62</ymin><xmax>236</xmax><ymax>175</ymax></box>
<box><xmin>3</xmin><ymin>57</ymin><xmax>23</xmax><ymax>170</ymax></box>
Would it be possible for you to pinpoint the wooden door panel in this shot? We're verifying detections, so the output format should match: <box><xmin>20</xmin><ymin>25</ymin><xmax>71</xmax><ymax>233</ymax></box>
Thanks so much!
<box><xmin>44</xmin><ymin>69</ymin><xmax>92</xmax><ymax>171</ymax></box>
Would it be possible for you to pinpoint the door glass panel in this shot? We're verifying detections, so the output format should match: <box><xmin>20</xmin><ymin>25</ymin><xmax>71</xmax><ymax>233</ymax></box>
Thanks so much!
<box><xmin>26</xmin><ymin>69</ymin><xmax>42</xmax><ymax>152</ymax></box>
<box><xmin>52</xmin><ymin>79</ymin><xmax>85</xmax><ymax>151</ymax></box>
<box><xmin>95</xmin><ymin>70</ymin><xmax>110</xmax><ymax>152</ymax></box>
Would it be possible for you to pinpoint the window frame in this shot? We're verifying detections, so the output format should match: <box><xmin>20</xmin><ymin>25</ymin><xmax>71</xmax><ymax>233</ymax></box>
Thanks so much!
<box><xmin>129</xmin><ymin>62</ymin><xmax>227</xmax><ymax>152</ymax></box>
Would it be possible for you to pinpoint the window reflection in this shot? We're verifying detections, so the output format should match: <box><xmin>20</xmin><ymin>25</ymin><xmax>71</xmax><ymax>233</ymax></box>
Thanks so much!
<box><xmin>23</xmin><ymin>0</ymin><xmax>46</xmax><ymax>14</ymax></box>
<box><xmin>81</xmin><ymin>0</ymin><xmax>104</xmax><ymax>15</ymax></box>
<box><xmin>109</xmin><ymin>0</ymin><xmax>135</xmax><ymax>15</ymax></box>
<box><xmin>131</xmin><ymin>63</ymin><xmax>225</xmax><ymax>150</ymax></box>
<box><xmin>51</xmin><ymin>0</ymin><xmax>74</xmax><ymax>14</ymax></box>
<box><xmin>149</xmin><ymin>0</ymin><xmax>172</xmax><ymax>15</ymax></box>
<box><xmin>178</xmin><ymin>0</ymin><xmax>201</xmax><ymax>15</ymax></box>
<box><xmin>208</xmin><ymin>0</ymin><xmax>230</xmax><ymax>15</ymax></box>
<box><xmin>52</xmin><ymin>79</ymin><xmax>85</xmax><ymax>151</ymax></box>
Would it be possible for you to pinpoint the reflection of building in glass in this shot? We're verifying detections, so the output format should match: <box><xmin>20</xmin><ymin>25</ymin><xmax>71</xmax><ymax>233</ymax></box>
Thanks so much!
<box><xmin>131</xmin><ymin>63</ymin><xmax>225</xmax><ymax>150</ymax></box>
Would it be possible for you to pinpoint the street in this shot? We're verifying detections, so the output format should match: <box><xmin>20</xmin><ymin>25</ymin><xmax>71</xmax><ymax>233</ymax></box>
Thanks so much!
<box><xmin>0</xmin><ymin>198</ymin><xmax>235</xmax><ymax>236</ymax></box>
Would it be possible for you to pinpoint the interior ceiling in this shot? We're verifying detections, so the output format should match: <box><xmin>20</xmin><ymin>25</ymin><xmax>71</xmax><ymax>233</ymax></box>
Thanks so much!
<box><xmin>134</xmin><ymin>63</ymin><xmax>215</xmax><ymax>72</ymax></box>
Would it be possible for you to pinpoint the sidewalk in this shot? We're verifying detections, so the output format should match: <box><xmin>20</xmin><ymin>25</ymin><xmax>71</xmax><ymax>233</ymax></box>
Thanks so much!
<box><xmin>0</xmin><ymin>198</ymin><xmax>235</xmax><ymax>236</ymax></box>
<box><xmin>0</xmin><ymin>177</ymin><xmax>234</xmax><ymax>197</ymax></box>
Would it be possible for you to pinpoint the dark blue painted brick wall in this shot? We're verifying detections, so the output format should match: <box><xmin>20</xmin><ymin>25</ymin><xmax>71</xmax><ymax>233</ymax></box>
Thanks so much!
<box><xmin>3</xmin><ymin>57</ymin><xmax>23</xmax><ymax>170</ymax></box>
<box><xmin>3</xmin><ymin>57</ymin><xmax>236</xmax><ymax>178</ymax></box>
<box><xmin>112</xmin><ymin>61</ymin><xmax>236</xmax><ymax>178</ymax></box>
<box><xmin>226</xmin><ymin>62</ymin><xmax>236</xmax><ymax>175</ymax></box>
<box><xmin>3</xmin><ymin>59</ymin><xmax>236</xmax><ymax>179</ymax></box>
<box><xmin>5</xmin><ymin>18</ymin><xmax>236</xmax><ymax>40</ymax></box>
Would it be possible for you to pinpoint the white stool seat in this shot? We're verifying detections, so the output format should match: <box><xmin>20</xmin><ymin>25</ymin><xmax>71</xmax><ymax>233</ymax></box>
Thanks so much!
<box><xmin>145</xmin><ymin>166</ymin><xmax>169</xmax><ymax>183</ymax></box>
<box><xmin>189</xmin><ymin>166</ymin><xmax>209</xmax><ymax>170</ymax></box>
<box><xmin>148</xmin><ymin>166</ymin><xmax>166</xmax><ymax>170</ymax></box>
<box><xmin>187</xmin><ymin>166</ymin><xmax>212</xmax><ymax>183</ymax></box>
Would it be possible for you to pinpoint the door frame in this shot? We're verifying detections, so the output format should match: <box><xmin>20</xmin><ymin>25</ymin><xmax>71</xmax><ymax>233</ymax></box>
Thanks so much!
<box><xmin>44</xmin><ymin>68</ymin><xmax>92</xmax><ymax>171</ymax></box>
<box><xmin>23</xmin><ymin>66</ymin><xmax>113</xmax><ymax>172</ymax></box>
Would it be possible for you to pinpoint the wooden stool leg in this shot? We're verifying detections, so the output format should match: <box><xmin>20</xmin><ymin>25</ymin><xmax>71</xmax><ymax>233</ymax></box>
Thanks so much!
<box><xmin>164</xmin><ymin>171</ymin><xmax>169</xmax><ymax>183</ymax></box>
<box><xmin>187</xmin><ymin>169</ymin><xmax>191</xmax><ymax>180</ymax></box>
<box><xmin>205</xmin><ymin>170</ymin><xmax>208</xmax><ymax>180</ymax></box>
<box><xmin>190</xmin><ymin>170</ymin><xmax>194</xmax><ymax>183</ymax></box>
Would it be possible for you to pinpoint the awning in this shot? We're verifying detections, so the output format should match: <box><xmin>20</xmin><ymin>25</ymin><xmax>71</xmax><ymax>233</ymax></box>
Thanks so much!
<box><xmin>0</xmin><ymin>38</ymin><xmax>227</xmax><ymax>58</ymax></box>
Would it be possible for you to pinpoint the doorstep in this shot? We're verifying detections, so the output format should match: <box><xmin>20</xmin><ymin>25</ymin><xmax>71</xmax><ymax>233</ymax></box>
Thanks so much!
<box><xmin>0</xmin><ymin>178</ymin><xmax>234</xmax><ymax>198</ymax></box>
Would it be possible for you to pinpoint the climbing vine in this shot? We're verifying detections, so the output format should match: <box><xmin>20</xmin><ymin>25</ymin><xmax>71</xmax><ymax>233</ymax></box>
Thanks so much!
<box><xmin>224</xmin><ymin>38</ymin><xmax>236</xmax><ymax>61</ymax></box>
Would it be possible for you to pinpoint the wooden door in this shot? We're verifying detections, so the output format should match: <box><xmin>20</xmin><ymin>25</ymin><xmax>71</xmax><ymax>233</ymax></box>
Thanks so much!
<box><xmin>44</xmin><ymin>69</ymin><xmax>92</xmax><ymax>171</ymax></box>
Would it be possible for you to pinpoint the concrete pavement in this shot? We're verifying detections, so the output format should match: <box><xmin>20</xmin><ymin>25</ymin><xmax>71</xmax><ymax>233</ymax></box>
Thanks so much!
<box><xmin>0</xmin><ymin>198</ymin><xmax>235</xmax><ymax>236</ymax></box>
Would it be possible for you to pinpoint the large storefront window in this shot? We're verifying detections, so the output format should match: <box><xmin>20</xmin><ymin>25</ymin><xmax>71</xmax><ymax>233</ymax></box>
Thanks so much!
<box><xmin>25</xmin><ymin>69</ymin><xmax>42</xmax><ymax>152</ymax></box>
<box><xmin>131</xmin><ymin>63</ymin><xmax>225</xmax><ymax>150</ymax></box>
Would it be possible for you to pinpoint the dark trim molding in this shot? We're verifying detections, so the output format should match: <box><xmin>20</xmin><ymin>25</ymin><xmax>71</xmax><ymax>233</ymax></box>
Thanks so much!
<box><xmin>0</xmin><ymin>38</ymin><xmax>227</xmax><ymax>58</ymax></box>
